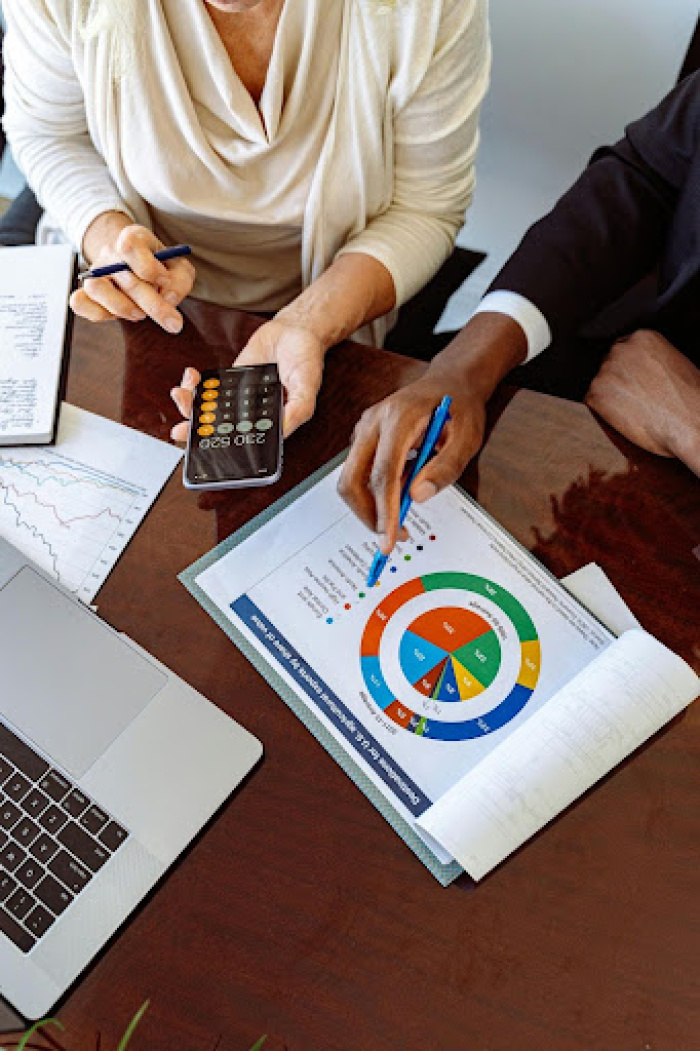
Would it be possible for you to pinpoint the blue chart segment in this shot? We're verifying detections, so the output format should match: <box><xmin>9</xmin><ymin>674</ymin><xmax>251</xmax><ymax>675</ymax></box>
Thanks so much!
<box><xmin>399</xmin><ymin>631</ymin><xmax>449</xmax><ymax>688</ymax></box>
<box><xmin>360</xmin><ymin>655</ymin><xmax>395</xmax><ymax>711</ymax></box>
<box><xmin>360</xmin><ymin>573</ymin><xmax>541</xmax><ymax>741</ymax></box>
<box><xmin>436</xmin><ymin>657</ymin><xmax>459</xmax><ymax>701</ymax></box>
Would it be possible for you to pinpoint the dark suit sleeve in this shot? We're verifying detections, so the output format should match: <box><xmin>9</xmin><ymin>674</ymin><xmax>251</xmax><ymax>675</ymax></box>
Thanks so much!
<box><xmin>488</xmin><ymin>71</ymin><xmax>700</xmax><ymax>340</ymax></box>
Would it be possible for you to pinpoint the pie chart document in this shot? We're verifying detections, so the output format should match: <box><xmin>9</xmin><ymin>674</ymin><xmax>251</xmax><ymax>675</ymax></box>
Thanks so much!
<box><xmin>187</xmin><ymin>463</ymin><xmax>698</xmax><ymax>881</ymax></box>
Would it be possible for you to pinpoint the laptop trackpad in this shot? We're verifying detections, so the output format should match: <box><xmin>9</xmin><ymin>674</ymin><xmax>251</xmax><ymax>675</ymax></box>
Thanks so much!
<box><xmin>0</xmin><ymin>568</ymin><xmax>166</xmax><ymax>779</ymax></box>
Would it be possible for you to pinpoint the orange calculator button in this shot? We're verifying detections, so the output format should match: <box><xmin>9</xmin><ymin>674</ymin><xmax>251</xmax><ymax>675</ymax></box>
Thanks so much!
<box><xmin>199</xmin><ymin>413</ymin><xmax>216</xmax><ymax>425</ymax></box>
<box><xmin>202</xmin><ymin>390</ymin><xmax>218</xmax><ymax>401</ymax></box>
<box><xmin>197</xmin><ymin>425</ymin><xmax>215</xmax><ymax>437</ymax></box>
<box><xmin>203</xmin><ymin>378</ymin><xmax>220</xmax><ymax>389</ymax></box>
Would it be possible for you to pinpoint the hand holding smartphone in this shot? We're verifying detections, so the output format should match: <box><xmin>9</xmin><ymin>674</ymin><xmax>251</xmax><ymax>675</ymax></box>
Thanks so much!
<box><xmin>183</xmin><ymin>364</ymin><xmax>283</xmax><ymax>490</ymax></box>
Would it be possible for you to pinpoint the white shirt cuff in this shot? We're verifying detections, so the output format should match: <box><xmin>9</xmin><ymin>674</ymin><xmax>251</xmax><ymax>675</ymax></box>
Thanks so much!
<box><xmin>473</xmin><ymin>291</ymin><xmax>552</xmax><ymax>362</ymax></box>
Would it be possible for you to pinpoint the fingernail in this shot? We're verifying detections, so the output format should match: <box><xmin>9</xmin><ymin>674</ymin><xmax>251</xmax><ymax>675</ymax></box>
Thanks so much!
<box><xmin>184</xmin><ymin>367</ymin><xmax>196</xmax><ymax>385</ymax></box>
<box><xmin>164</xmin><ymin>291</ymin><xmax>179</xmax><ymax>305</ymax></box>
<box><xmin>413</xmin><ymin>480</ymin><xmax>438</xmax><ymax>503</ymax></box>
<box><xmin>165</xmin><ymin>316</ymin><xmax>182</xmax><ymax>334</ymax></box>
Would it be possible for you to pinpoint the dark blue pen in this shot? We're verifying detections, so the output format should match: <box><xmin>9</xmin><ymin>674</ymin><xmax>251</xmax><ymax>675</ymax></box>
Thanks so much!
<box><xmin>78</xmin><ymin>244</ymin><xmax>192</xmax><ymax>281</ymax></box>
<box><xmin>366</xmin><ymin>395</ymin><xmax>452</xmax><ymax>588</ymax></box>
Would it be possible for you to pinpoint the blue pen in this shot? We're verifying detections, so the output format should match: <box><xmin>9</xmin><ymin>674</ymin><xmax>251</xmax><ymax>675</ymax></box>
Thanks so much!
<box><xmin>366</xmin><ymin>395</ymin><xmax>452</xmax><ymax>588</ymax></box>
<box><xmin>78</xmin><ymin>244</ymin><xmax>192</xmax><ymax>281</ymax></box>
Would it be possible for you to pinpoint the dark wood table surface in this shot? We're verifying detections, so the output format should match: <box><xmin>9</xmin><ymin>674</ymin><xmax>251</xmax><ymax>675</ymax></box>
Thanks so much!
<box><xmin>12</xmin><ymin>301</ymin><xmax>700</xmax><ymax>1051</ymax></box>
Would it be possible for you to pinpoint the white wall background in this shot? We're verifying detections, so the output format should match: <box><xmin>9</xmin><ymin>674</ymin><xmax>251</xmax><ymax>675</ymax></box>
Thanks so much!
<box><xmin>438</xmin><ymin>0</ymin><xmax>700</xmax><ymax>331</ymax></box>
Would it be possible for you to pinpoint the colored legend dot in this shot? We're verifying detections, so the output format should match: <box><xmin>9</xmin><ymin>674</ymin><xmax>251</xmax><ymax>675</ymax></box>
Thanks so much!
<box><xmin>417</xmin><ymin>545</ymin><xmax>424</xmax><ymax>551</ymax></box>
<box><xmin>429</xmin><ymin>535</ymin><xmax>436</xmax><ymax>541</ymax></box>
<box><xmin>404</xmin><ymin>555</ymin><xmax>411</xmax><ymax>561</ymax></box>
<box><xmin>344</xmin><ymin>603</ymin><xmax>351</xmax><ymax>610</ymax></box>
<box><xmin>326</xmin><ymin>617</ymin><xmax>333</xmax><ymax>624</ymax></box>
<box><xmin>359</xmin><ymin>592</ymin><xmax>366</xmax><ymax>599</ymax></box>
<box><xmin>390</xmin><ymin>566</ymin><xmax>398</xmax><ymax>573</ymax></box>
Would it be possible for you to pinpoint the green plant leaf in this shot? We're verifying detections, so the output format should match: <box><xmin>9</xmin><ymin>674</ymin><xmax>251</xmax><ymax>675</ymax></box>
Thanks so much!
<box><xmin>16</xmin><ymin>1018</ymin><xmax>64</xmax><ymax>1051</ymax></box>
<box><xmin>249</xmin><ymin>1038</ymin><xmax>267</xmax><ymax>1051</ymax></box>
<box><xmin>116</xmin><ymin>1000</ymin><xmax>150</xmax><ymax>1051</ymax></box>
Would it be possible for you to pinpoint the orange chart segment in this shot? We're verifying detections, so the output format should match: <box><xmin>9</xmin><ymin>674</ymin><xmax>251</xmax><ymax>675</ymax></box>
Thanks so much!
<box><xmin>409</xmin><ymin>607</ymin><xmax>491</xmax><ymax>654</ymax></box>
<box><xmin>361</xmin><ymin>577</ymin><xmax>426</xmax><ymax>657</ymax></box>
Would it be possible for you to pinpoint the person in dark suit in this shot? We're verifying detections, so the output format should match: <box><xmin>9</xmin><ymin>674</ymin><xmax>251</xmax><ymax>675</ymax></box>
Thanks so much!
<box><xmin>339</xmin><ymin>72</ymin><xmax>700</xmax><ymax>553</ymax></box>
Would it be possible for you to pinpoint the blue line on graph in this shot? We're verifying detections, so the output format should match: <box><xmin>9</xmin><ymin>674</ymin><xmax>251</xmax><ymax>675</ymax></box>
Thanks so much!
<box><xmin>0</xmin><ymin>455</ymin><xmax>142</xmax><ymax>497</ymax></box>
<box><xmin>0</xmin><ymin>486</ymin><xmax>61</xmax><ymax>578</ymax></box>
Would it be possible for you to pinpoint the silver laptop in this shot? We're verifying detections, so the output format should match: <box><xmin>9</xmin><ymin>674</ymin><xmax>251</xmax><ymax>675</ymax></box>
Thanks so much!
<box><xmin>0</xmin><ymin>538</ymin><xmax>262</xmax><ymax>1020</ymax></box>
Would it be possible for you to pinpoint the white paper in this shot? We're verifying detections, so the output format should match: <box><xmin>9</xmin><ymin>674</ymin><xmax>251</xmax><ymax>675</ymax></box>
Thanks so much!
<box><xmin>0</xmin><ymin>244</ymin><xmax>74</xmax><ymax>442</ymax></box>
<box><xmin>417</xmin><ymin>629</ymin><xmax>699</xmax><ymax>880</ymax></box>
<box><xmin>562</xmin><ymin>563</ymin><xmax>641</xmax><ymax>636</ymax></box>
<box><xmin>0</xmin><ymin>402</ymin><xmax>182</xmax><ymax>601</ymax></box>
<box><xmin>194</xmin><ymin>466</ymin><xmax>614</xmax><ymax>864</ymax></box>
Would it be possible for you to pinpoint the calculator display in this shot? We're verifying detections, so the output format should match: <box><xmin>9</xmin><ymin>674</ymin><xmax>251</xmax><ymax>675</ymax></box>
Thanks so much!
<box><xmin>184</xmin><ymin>365</ymin><xmax>283</xmax><ymax>488</ymax></box>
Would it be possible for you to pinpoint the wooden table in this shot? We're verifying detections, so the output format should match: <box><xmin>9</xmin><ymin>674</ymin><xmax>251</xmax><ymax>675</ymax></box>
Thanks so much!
<box><xmin>13</xmin><ymin>302</ymin><xmax>700</xmax><ymax>1051</ymax></box>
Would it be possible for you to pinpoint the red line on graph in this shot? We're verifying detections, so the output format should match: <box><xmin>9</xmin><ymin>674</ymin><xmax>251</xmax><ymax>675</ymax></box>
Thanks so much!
<box><xmin>0</xmin><ymin>482</ymin><xmax>123</xmax><ymax>529</ymax></box>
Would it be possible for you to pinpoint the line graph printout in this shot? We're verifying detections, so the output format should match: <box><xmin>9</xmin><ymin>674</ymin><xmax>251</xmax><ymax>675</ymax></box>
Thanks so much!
<box><xmin>0</xmin><ymin>403</ymin><xmax>182</xmax><ymax>601</ymax></box>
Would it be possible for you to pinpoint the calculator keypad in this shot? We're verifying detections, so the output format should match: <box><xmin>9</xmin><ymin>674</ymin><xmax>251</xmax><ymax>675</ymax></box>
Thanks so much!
<box><xmin>197</xmin><ymin>372</ymin><xmax>279</xmax><ymax>437</ymax></box>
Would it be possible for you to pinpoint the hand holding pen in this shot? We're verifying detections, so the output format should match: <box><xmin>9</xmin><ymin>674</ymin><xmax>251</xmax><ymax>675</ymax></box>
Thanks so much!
<box><xmin>338</xmin><ymin>368</ymin><xmax>489</xmax><ymax>560</ymax></box>
<box><xmin>69</xmin><ymin>217</ymin><xmax>195</xmax><ymax>334</ymax></box>
<box><xmin>366</xmin><ymin>396</ymin><xmax>452</xmax><ymax>587</ymax></box>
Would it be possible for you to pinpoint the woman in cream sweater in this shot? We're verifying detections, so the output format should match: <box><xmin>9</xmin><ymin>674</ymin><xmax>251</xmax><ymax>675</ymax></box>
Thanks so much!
<box><xmin>3</xmin><ymin>0</ymin><xmax>490</xmax><ymax>434</ymax></box>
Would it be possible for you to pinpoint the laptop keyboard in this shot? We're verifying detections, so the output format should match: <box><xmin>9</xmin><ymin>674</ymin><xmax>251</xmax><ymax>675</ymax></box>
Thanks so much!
<box><xmin>0</xmin><ymin>722</ymin><xmax>129</xmax><ymax>954</ymax></box>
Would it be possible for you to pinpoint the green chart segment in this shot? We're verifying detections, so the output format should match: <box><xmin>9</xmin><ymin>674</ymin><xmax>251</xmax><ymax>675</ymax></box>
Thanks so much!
<box><xmin>360</xmin><ymin>573</ymin><xmax>540</xmax><ymax>741</ymax></box>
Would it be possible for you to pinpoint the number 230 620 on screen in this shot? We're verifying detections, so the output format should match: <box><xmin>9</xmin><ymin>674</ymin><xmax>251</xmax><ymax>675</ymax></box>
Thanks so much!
<box><xmin>183</xmin><ymin>364</ymin><xmax>283</xmax><ymax>490</ymax></box>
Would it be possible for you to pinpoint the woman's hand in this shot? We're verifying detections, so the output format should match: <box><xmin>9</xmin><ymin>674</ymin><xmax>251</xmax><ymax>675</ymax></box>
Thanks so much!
<box><xmin>170</xmin><ymin>252</ymin><xmax>394</xmax><ymax>442</ymax></box>
<box><xmin>169</xmin><ymin>319</ymin><xmax>325</xmax><ymax>442</ymax></box>
<box><xmin>70</xmin><ymin>212</ymin><xmax>196</xmax><ymax>333</ymax></box>
<box><xmin>337</xmin><ymin>370</ymin><xmax>489</xmax><ymax>555</ymax></box>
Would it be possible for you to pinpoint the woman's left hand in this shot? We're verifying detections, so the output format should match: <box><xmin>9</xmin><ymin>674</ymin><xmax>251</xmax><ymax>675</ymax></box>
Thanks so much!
<box><xmin>170</xmin><ymin>318</ymin><xmax>325</xmax><ymax>441</ymax></box>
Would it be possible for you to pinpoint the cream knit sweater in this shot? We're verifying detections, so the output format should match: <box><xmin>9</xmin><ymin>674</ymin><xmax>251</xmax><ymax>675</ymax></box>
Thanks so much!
<box><xmin>3</xmin><ymin>0</ymin><xmax>490</xmax><ymax>344</ymax></box>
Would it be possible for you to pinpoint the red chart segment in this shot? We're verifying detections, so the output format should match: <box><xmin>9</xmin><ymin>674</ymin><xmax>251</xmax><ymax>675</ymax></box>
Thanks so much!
<box><xmin>413</xmin><ymin>657</ymin><xmax>449</xmax><ymax>698</ymax></box>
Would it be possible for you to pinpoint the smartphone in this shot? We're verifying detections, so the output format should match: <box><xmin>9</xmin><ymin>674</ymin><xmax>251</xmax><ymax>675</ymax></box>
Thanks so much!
<box><xmin>183</xmin><ymin>364</ymin><xmax>283</xmax><ymax>490</ymax></box>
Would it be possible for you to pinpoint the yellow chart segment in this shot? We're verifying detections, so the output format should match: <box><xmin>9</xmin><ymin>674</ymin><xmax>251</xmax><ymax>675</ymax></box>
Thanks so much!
<box><xmin>518</xmin><ymin>640</ymin><xmax>541</xmax><ymax>689</ymax></box>
<box><xmin>451</xmin><ymin>658</ymin><xmax>486</xmax><ymax>701</ymax></box>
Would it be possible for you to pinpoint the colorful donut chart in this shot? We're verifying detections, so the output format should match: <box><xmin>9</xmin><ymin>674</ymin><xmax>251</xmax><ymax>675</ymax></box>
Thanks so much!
<box><xmin>360</xmin><ymin>572</ymin><xmax>540</xmax><ymax>741</ymax></box>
